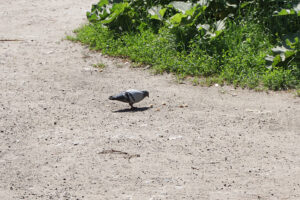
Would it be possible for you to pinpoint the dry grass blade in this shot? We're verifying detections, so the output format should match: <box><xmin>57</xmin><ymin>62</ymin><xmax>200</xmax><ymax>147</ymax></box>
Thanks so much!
<box><xmin>98</xmin><ymin>149</ymin><xmax>140</xmax><ymax>162</ymax></box>
<box><xmin>98</xmin><ymin>149</ymin><xmax>129</xmax><ymax>155</ymax></box>
<box><xmin>0</xmin><ymin>39</ymin><xmax>24</xmax><ymax>42</ymax></box>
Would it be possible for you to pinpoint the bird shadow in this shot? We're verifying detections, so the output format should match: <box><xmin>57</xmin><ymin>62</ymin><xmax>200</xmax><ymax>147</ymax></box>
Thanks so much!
<box><xmin>113</xmin><ymin>106</ymin><xmax>151</xmax><ymax>113</ymax></box>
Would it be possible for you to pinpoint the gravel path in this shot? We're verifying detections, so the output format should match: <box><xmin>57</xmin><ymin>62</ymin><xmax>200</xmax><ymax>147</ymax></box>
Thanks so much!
<box><xmin>0</xmin><ymin>0</ymin><xmax>300</xmax><ymax>199</ymax></box>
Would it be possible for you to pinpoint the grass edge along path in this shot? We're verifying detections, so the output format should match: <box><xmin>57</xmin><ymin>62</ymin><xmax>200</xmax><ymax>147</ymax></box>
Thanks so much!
<box><xmin>67</xmin><ymin>22</ymin><xmax>300</xmax><ymax>92</ymax></box>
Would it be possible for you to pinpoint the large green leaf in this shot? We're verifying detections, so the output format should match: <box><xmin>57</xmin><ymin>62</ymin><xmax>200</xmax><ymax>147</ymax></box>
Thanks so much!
<box><xmin>272</xmin><ymin>55</ymin><xmax>281</xmax><ymax>67</ymax></box>
<box><xmin>225</xmin><ymin>2</ymin><xmax>237</xmax><ymax>8</ymax></box>
<box><xmin>87</xmin><ymin>0</ymin><xmax>110</xmax><ymax>22</ymax></box>
<box><xmin>266</xmin><ymin>32</ymin><xmax>300</xmax><ymax>68</ymax></box>
<box><xmin>197</xmin><ymin>24</ymin><xmax>210</xmax><ymax>31</ymax></box>
<box><xmin>87</xmin><ymin>12</ymin><xmax>98</xmax><ymax>22</ymax></box>
<box><xmin>197</xmin><ymin>0</ymin><xmax>209</xmax><ymax>7</ymax></box>
<box><xmin>215</xmin><ymin>19</ymin><xmax>226</xmax><ymax>32</ymax></box>
<box><xmin>169</xmin><ymin>1</ymin><xmax>193</xmax><ymax>14</ymax></box>
<box><xmin>293</xmin><ymin>2</ymin><xmax>300</xmax><ymax>14</ymax></box>
<box><xmin>98</xmin><ymin>0</ymin><xmax>109</xmax><ymax>7</ymax></box>
<box><xmin>101</xmin><ymin>2</ymin><xmax>129</xmax><ymax>24</ymax></box>
<box><xmin>240</xmin><ymin>1</ymin><xmax>254</xmax><ymax>9</ymax></box>
<box><xmin>169</xmin><ymin>13</ymin><xmax>187</xmax><ymax>26</ymax></box>
<box><xmin>276</xmin><ymin>9</ymin><xmax>296</xmax><ymax>16</ymax></box>
<box><xmin>148</xmin><ymin>5</ymin><xmax>166</xmax><ymax>21</ymax></box>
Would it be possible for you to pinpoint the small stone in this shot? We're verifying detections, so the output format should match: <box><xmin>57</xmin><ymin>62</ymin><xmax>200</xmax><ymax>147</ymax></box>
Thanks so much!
<box><xmin>73</xmin><ymin>142</ymin><xmax>79</xmax><ymax>146</ymax></box>
<box><xmin>168</xmin><ymin>135</ymin><xmax>183</xmax><ymax>140</ymax></box>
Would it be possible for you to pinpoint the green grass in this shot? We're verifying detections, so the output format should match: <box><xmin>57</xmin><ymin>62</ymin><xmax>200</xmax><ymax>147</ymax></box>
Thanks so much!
<box><xmin>68</xmin><ymin>22</ymin><xmax>300</xmax><ymax>90</ymax></box>
<box><xmin>296</xmin><ymin>89</ymin><xmax>300</xmax><ymax>97</ymax></box>
<box><xmin>93</xmin><ymin>63</ymin><xmax>106</xmax><ymax>69</ymax></box>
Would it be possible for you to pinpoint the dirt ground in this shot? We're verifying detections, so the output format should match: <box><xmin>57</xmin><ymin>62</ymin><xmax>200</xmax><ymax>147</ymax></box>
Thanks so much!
<box><xmin>0</xmin><ymin>0</ymin><xmax>300</xmax><ymax>199</ymax></box>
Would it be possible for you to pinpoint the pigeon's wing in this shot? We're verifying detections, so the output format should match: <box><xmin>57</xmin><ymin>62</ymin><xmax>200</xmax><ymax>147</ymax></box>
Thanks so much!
<box><xmin>109</xmin><ymin>92</ymin><xmax>129</xmax><ymax>103</ymax></box>
<box><xmin>126</xmin><ymin>89</ymin><xmax>145</xmax><ymax>103</ymax></box>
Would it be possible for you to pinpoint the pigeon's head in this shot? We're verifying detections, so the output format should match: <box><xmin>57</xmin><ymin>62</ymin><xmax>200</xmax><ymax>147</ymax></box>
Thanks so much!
<box><xmin>142</xmin><ymin>90</ymin><xmax>149</xmax><ymax>98</ymax></box>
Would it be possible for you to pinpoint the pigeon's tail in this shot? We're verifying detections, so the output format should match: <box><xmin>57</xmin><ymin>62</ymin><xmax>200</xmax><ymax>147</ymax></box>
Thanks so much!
<box><xmin>108</xmin><ymin>96</ymin><xmax>115</xmax><ymax>100</ymax></box>
<box><xmin>108</xmin><ymin>93</ymin><xmax>128</xmax><ymax>103</ymax></box>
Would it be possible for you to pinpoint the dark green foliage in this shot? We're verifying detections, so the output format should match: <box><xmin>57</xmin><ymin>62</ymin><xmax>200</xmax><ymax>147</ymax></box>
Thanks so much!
<box><xmin>263</xmin><ymin>69</ymin><xmax>298</xmax><ymax>90</ymax></box>
<box><xmin>71</xmin><ymin>0</ymin><xmax>300</xmax><ymax>90</ymax></box>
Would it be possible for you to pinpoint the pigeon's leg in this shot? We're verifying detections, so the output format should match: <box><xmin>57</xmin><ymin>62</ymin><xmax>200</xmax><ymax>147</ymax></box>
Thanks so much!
<box><xmin>129</xmin><ymin>103</ymin><xmax>136</xmax><ymax>110</ymax></box>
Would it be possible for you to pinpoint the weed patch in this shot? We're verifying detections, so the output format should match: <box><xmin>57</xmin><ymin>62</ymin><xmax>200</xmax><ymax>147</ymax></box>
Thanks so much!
<box><xmin>93</xmin><ymin>63</ymin><xmax>106</xmax><ymax>69</ymax></box>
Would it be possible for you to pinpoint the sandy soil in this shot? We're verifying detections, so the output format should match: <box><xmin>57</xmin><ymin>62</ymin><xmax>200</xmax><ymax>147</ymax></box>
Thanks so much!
<box><xmin>0</xmin><ymin>0</ymin><xmax>300</xmax><ymax>199</ymax></box>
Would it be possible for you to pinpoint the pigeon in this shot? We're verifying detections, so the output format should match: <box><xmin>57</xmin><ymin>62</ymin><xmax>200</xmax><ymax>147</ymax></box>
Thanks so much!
<box><xmin>109</xmin><ymin>89</ymin><xmax>149</xmax><ymax>109</ymax></box>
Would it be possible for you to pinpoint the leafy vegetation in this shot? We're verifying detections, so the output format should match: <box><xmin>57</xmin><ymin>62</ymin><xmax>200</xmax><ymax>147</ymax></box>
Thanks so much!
<box><xmin>70</xmin><ymin>0</ymin><xmax>300</xmax><ymax>90</ymax></box>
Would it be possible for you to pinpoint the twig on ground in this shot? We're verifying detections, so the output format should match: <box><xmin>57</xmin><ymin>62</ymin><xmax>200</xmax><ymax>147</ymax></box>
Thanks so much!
<box><xmin>0</xmin><ymin>39</ymin><xmax>24</xmax><ymax>42</ymax></box>
<box><xmin>98</xmin><ymin>149</ymin><xmax>140</xmax><ymax>162</ymax></box>
<box><xmin>98</xmin><ymin>149</ymin><xmax>129</xmax><ymax>155</ymax></box>
<box><xmin>191</xmin><ymin>162</ymin><xmax>221</xmax><ymax>170</ymax></box>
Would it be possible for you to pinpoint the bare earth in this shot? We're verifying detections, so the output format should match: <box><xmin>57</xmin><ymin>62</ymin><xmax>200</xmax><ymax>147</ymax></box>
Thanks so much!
<box><xmin>0</xmin><ymin>0</ymin><xmax>300</xmax><ymax>199</ymax></box>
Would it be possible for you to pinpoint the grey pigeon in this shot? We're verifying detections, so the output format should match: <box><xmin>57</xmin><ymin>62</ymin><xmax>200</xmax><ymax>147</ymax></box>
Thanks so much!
<box><xmin>109</xmin><ymin>89</ymin><xmax>149</xmax><ymax>109</ymax></box>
